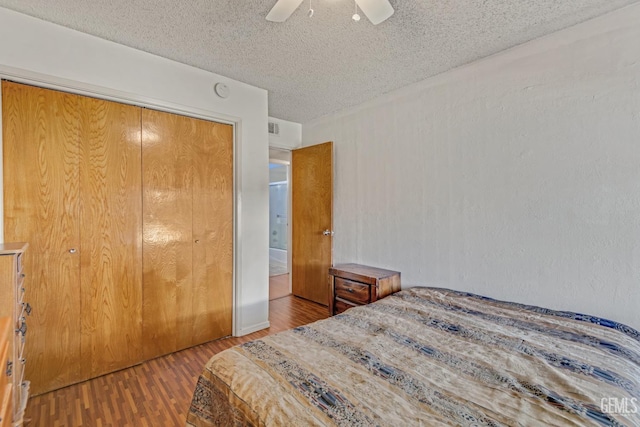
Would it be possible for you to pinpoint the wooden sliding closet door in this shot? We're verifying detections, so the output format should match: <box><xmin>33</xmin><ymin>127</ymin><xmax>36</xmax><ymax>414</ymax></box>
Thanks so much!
<box><xmin>3</xmin><ymin>81</ymin><xmax>83</xmax><ymax>394</ymax></box>
<box><xmin>2</xmin><ymin>81</ymin><xmax>143</xmax><ymax>394</ymax></box>
<box><xmin>142</xmin><ymin>109</ymin><xmax>233</xmax><ymax>359</ymax></box>
<box><xmin>141</xmin><ymin>109</ymin><xmax>194</xmax><ymax>358</ymax></box>
<box><xmin>78</xmin><ymin>97</ymin><xmax>143</xmax><ymax>380</ymax></box>
<box><xmin>191</xmin><ymin>121</ymin><xmax>233</xmax><ymax>346</ymax></box>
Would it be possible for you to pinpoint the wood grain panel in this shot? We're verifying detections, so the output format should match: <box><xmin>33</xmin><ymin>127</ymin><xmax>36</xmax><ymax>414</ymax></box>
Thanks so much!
<box><xmin>24</xmin><ymin>295</ymin><xmax>329</xmax><ymax>427</ymax></box>
<box><xmin>291</xmin><ymin>142</ymin><xmax>333</xmax><ymax>306</ymax></box>
<box><xmin>2</xmin><ymin>81</ymin><xmax>83</xmax><ymax>395</ymax></box>
<box><xmin>190</xmin><ymin>120</ymin><xmax>233</xmax><ymax>347</ymax></box>
<box><xmin>78</xmin><ymin>97</ymin><xmax>143</xmax><ymax>379</ymax></box>
<box><xmin>142</xmin><ymin>109</ymin><xmax>194</xmax><ymax>359</ymax></box>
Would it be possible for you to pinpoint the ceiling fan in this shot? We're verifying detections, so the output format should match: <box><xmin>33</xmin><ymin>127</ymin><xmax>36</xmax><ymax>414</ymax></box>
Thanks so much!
<box><xmin>266</xmin><ymin>0</ymin><xmax>394</xmax><ymax>25</ymax></box>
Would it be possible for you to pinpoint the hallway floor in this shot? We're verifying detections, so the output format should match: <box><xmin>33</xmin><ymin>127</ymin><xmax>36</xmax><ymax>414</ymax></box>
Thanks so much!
<box><xmin>269</xmin><ymin>273</ymin><xmax>290</xmax><ymax>300</ymax></box>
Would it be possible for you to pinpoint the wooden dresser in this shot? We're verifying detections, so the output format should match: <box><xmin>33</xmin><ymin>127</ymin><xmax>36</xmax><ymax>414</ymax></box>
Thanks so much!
<box><xmin>328</xmin><ymin>263</ymin><xmax>401</xmax><ymax>315</ymax></box>
<box><xmin>0</xmin><ymin>243</ymin><xmax>29</xmax><ymax>427</ymax></box>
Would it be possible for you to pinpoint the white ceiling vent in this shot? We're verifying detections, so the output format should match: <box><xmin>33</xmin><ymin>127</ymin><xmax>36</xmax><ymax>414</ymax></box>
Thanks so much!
<box><xmin>268</xmin><ymin>122</ymin><xmax>280</xmax><ymax>136</ymax></box>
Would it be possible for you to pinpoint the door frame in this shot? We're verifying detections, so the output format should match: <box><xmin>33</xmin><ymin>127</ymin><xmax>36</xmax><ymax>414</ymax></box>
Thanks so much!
<box><xmin>0</xmin><ymin>66</ymin><xmax>243</xmax><ymax>336</ymax></box>
<box><xmin>268</xmin><ymin>148</ymin><xmax>292</xmax><ymax>294</ymax></box>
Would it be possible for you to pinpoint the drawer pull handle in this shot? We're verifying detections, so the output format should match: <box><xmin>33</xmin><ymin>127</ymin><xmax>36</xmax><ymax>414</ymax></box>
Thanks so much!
<box><xmin>346</xmin><ymin>288</ymin><xmax>354</xmax><ymax>293</ymax></box>
<box><xmin>23</xmin><ymin>302</ymin><xmax>32</xmax><ymax>316</ymax></box>
<box><xmin>17</xmin><ymin>321</ymin><xmax>27</xmax><ymax>336</ymax></box>
<box><xmin>6</xmin><ymin>361</ymin><xmax>12</xmax><ymax>377</ymax></box>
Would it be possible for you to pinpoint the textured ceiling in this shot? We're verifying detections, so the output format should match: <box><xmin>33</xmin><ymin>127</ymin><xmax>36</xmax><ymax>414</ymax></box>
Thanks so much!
<box><xmin>0</xmin><ymin>0</ymin><xmax>637</xmax><ymax>123</ymax></box>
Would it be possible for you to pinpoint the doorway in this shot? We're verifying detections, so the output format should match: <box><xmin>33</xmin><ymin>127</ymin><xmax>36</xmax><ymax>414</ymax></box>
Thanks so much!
<box><xmin>269</xmin><ymin>148</ymin><xmax>291</xmax><ymax>300</ymax></box>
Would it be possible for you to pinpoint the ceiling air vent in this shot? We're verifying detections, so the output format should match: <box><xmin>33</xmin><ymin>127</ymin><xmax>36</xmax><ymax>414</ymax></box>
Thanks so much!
<box><xmin>268</xmin><ymin>122</ymin><xmax>280</xmax><ymax>136</ymax></box>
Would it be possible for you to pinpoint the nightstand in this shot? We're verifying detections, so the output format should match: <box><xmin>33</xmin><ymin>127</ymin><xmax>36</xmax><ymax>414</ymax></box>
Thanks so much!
<box><xmin>328</xmin><ymin>263</ymin><xmax>401</xmax><ymax>315</ymax></box>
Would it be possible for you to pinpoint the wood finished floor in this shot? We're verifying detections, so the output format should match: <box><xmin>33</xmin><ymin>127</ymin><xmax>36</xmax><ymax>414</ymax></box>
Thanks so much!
<box><xmin>269</xmin><ymin>273</ymin><xmax>290</xmax><ymax>301</ymax></box>
<box><xmin>24</xmin><ymin>294</ymin><xmax>329</xmax><ymax>427</ymax></box>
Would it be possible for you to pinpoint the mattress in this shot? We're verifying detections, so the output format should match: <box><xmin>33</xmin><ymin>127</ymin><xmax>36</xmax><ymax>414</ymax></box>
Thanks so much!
<box><xmin>186</xmin><ymin>287</ymin><xmax>640</xmax><ymax>426</ymax></box>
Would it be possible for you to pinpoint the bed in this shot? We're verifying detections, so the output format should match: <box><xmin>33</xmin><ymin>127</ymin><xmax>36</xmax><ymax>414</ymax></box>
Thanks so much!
<box><xmin>186</xmin><ymin>287</ymin><xmax>640</xmax><ymax>426</ymax></box>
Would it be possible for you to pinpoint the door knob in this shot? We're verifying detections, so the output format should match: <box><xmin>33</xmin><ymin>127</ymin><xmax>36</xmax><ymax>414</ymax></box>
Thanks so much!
<box><xmin>195</xmin><ymin>240</ymin><xmax>200</xmax><ymax>244</ymax></box>
<box><xmin>69</xmin><ymin>248</ymin><xmax>77</xmax><ymax>254</ymax></box>
<box><xmin>322</xmin><ymin>229</ymin><xmax>334</xmax><ymax>236</ymax></box>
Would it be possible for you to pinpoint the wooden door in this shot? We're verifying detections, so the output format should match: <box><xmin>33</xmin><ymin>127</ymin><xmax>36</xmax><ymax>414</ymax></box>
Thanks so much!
<box><xmin>142</xmin><ymin>109</ymin><xmax>194</xmax><ymax>359</ymax></box>
<box><xmin>78</xmin><ymin>97</ymin><xmax>143</xmax><ymax>379</ymax></box>
<box><xmin>3</xmin><ymin>81</ymin><xmax>143</xmax><ymax>394</ymax></box>
<box><xmin>191</xmin><ymin>120</ymin><xmax>233</xmax><ymax>347</ymax></box>
<box><xmin>142</xmin><ymin>109</ymin><xmax>233</xmax><ymax>358</ymax></box>
<box><xmin>291</xmin><ymin>142</ymin><xmax>333</xmax><ymax>305</ymax></box>
<box><xmin>2</xmin><ymin>81</ymin><xmax>83</xmax><ymax>394</ymax></box>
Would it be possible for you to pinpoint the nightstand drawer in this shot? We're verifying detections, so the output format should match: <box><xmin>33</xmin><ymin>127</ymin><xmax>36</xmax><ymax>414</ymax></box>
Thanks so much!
<box><xmin>335</xmin><ymin>278</ymin><xmax>370</xmax><ymax>304</ymax></box>
<box><xmin>334</xmin><ymin>298</ymin><xmax>359</xmax><ymax>315</ymax></box>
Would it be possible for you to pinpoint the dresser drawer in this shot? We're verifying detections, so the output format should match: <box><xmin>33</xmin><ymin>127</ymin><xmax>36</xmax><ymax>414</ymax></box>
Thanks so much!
<box><xmin>0</xmin><ymin>344</ymin><xmax>8</xmax><ymax>394</ymax></box>
<box><xmin>0</xmin><ymin>317</ymin><xmax>10</xmax><ymax>427</ymax></box>
<box><xmin>334</xmin><ymin>278</ymin><xmax>370</xmax><ymax>304</ymax></box>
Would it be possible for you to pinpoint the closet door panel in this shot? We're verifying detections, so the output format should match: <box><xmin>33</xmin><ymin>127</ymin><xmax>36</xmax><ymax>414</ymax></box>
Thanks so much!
<box><xmin>142</xmin><ymin>109</ymin><xmax>194</xmax><ymax>358</ymax></box>
<box><xmin>191</xmin><ymin>121</ymin><xmax>233</xmax><ymax>346</ymax></box>
<box><xmin>2</xmin><ymin>81</ymin><xmax>82</xmax><ymax>395</ymax></box>
<box><xmin>79</xmin><ymin>97</ymin><xmax>143</xmax><ymax>378</ymax></box>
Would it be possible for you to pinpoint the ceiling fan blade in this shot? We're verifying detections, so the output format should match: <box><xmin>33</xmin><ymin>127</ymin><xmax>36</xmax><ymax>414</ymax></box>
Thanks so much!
<box><xmin>266</xmin><ymin>0</ymin><xmax>305</xmax><ymax>22</ymax></box>
<box><xmin>355</xmin><ymin>0</ymin><xmax>394</xmax><ymax>25</ymax></box>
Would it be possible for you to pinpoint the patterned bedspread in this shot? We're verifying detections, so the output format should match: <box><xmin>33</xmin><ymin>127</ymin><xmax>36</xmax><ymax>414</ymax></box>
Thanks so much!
<box><xmin>186</xmin><ymin>287</ymin><xmax>640</xmax><ymax>426</ymax></box>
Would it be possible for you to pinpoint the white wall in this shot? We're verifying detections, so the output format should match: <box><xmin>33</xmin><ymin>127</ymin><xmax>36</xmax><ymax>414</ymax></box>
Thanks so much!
<box><xmin>268</xmin><ymin>117</ymin><xmax>302</xmax><ymax>150</ymax></box>
<box><xmin>303</xmin><ymin>4</ymin><xmax>640</xmax><ymax>330</ymax></box>
<box><xmin>0</xmin><ymin>7</ymin><xmax>270</xmax><ymax>336</ymax></box>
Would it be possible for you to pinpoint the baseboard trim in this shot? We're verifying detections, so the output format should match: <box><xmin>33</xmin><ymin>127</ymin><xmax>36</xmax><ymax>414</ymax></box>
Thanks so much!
<box><xmin>236</xmin><ymin>321</ymin><xmax>270</xmax><ymax>337</ymax></box>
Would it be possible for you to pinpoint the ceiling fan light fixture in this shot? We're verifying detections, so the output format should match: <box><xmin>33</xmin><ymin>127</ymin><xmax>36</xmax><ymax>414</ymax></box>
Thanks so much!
<box><xmin>352</xmin><ymin>1</ymin><xmax>360</xmax><ymax>21</ymax></box>
<box><xmin>307</xmin><ymin>0</ymin><xmax>314</xmax><ymax>17</ymax></box>
<box><xmin>355</xmin><ymin>0</ymin><xmax>394</xmax><ymax>25</ymax></box>
<box><xmin>266</xmin><ymin>0</ymin><xmax>394</xmax><ymax>24</ymax></box>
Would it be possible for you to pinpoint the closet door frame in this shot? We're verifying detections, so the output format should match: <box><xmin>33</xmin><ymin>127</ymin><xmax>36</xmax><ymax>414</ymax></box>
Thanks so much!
<box><xmin>0</xmin><ymin>71</ymin><xmax>241</xmax><ymax>337</ymax></box>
